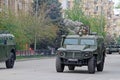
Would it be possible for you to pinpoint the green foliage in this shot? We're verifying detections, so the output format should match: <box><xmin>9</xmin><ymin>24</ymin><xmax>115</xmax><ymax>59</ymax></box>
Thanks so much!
<box><xmin>65</xmin><ymin>1</ymin><xmax>106</xmax><ymax>36</ymax></box>
<box><xmin>116</xmin><ymin>36</ymin><xmax>120</xmax><ymax>44</ymax></box>
<box><xmin>0</xmin><ymin>8</ymin><xmax>58</xmax><ymax>50</ymax></box>
<box><xmin>115</xmin><ymin>2</ymin><xmax>120</xmax><ymax>9</ymax></box>
<box><xmin>33</xmin><ymin>0</ymin><xmax>69</xmax><ymax>49</ymax></box>
<box><xmin>33</xmin><ymin>0</ymin><xmax>62</xmax><ymax>22</ymax></box>
<box><xmin>0</xmin><ymin>0</ymin><xmax>63</xmax><ymax>50</ymax></box>
<box><xmin>0</xmin><ymin>10</ymin><xmax>30</xmax><ymax>50</ymax></box>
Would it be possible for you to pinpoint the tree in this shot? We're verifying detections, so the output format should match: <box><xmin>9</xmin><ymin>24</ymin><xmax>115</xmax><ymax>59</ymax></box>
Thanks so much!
<box><xmin>0</xmin><ymin>7</ymin><xmax>58</xmax><ymax>50</ymax></box>
<box><xmin>0</xmin><ymin>9</ymin><xmax>29</xmax><ymax>49</ymax></box>
<box><xmin>32</xmin><ymin>0</ymin><xmax>69</xmax><ymax>50</ymax></box>
<box><xmin>65</xmin><ymin>0</ymin><xmax>106</xmax><ymax>36</ymax></box>
<box><xmin>33</xmin><ymin>0</ymin><xmax>62</xmax><ymax>22</ymax></box>
<box><xmin>115</xmin><ymin>2</ymin><xmax>120</xmax><ymax>9</ymax></box>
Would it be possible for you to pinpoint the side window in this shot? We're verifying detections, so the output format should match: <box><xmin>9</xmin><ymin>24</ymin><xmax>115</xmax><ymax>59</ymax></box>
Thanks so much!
<box><xmin>9</xmin><ymin>37</ymin><xmax>13</xmax><ymax>40</ymax></box>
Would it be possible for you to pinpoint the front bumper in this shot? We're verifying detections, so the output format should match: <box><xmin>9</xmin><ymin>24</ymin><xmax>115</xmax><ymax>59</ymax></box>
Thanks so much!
<box><xmin>57</xmin><ymin>51</ymin><xmax>93</xmax><ymax>59</ymax></box>
<box><xmin>61</xmin><ymin>58</ymin><xmax>88</xmax><ymax>66</ymax></box>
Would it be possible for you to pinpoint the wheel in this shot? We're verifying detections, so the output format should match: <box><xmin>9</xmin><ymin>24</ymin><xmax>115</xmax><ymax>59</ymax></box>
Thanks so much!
<box><xmin>119</xmin><ymin>51</ymin><xmax>120</xmax><ymax>54</ymax></box>
<box><xmin>109</xmin><ymin>51</ymin><xmax>112</xmax><ymax>54</ymax></box>
<box><xmin>56</xmin><ymin>57</ymin><xmax>64</xmax><ymax>72</ymax></box>
<box><xmin>6</xmin><ymin>52</ymin><xmax>15</xmax><ymax>69</ymax></box>
<box><xmin>68</xmin><ymin>66</ymin><xmax>75</xmax><ymax>70</ymax></box>
<box><xmin>97</xmin><ymin>55</ymin><xmax>105</xmax><ymax>72</ymax></box>
<box><xmin>88</xmin><ymin>56</ymin><xmax>96</xmax><ymax>74</ymax></box>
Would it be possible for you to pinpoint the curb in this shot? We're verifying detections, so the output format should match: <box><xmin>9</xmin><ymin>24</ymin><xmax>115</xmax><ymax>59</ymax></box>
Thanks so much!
<box><xmin>16</xmin><ymin>56</ymin><xmax>55</xmax><ymax>62</ymax></box>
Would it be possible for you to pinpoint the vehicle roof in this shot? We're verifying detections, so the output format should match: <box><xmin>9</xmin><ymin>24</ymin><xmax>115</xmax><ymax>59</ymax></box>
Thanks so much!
<box><xmin>0</xmin><ymin>34</ymin><xmax>14</xmax><ymax>37</ymax></box>
<box><xmin>66</xmin><ymin>35</ymin><xmax>103</xmax><ymax>39</ymax></box>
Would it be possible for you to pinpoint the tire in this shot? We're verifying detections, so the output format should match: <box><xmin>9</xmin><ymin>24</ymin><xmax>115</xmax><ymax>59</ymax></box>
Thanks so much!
<box><xmin>97</xmin><ymin>55</ymin><xmax>105</xmax><ymax>72</ymax></box>
<box><xmin>88</xmin><ymin>56</ymin><xmax>96</xmax><ymax>74</ymax></box>
<box><xmin>109</xmin><ymin>51</ymin><xmax>112</xmax><ymax>54</ymax></box>
<box><xmin>56</xmin><ymin>57</ymin><xmax>64</xmax><ymax>72</ymax></box>
<box><xmin>6</xmin><ymin>52</ymin><xmax>15</xmax><ymax>69</ymax></box>
<box><xmin>68</xmin><ymin>66</ymin><xmax>75</xmax><ymax>70</ymax></box>
<box><xmin>119</xmin><ymin>51</ymin><xmax>120</xmax><ymax>54</ymax></box>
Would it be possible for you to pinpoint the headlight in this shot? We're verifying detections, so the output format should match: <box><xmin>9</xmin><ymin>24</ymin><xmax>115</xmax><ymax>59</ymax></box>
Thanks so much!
<box><xmin>57</xmin><ymin>51</ymin><xmax>65</xmax><ymax>57</ymax></box>
<box><xmin>84</xmin><ymin>52</ymin><xmax>90</xmax><ymax>57</ymax></box>
<box><xmin>82</xmin><ymin>52</ymin><xmax>92</xmax><ymax>57</ymax></box>
<box><xmin>106</xmin><ymin>48</ymin><xmax>109</xmax><ymax>50</ymax></box>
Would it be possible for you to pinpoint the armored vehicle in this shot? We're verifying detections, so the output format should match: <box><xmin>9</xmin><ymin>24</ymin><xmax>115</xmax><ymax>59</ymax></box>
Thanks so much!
<box><xmin>0</xmin><ymin>32</ymin><xmax>16</xmax><ymax>68</ymax></box>
<box><xmin>56</xmin><ymin>34</ymin><xmax>105</xmax><ymax>74</ymax></box>
<box><xmin>106</xmin><ymin>43</ymin><xmax>120</xmax><ymax>54</ymax></box>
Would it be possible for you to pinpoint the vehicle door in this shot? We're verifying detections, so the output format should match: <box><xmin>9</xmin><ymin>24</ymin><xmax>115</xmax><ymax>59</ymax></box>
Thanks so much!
<box><xmin>0</xmin><ymin>37</ymin><xmax>7</xmax><ymax>61</ymax></box>
<box><xmin>97</xmin><ymin>39</ymin><xmax>103</xmax><ymax>61</ymax></box>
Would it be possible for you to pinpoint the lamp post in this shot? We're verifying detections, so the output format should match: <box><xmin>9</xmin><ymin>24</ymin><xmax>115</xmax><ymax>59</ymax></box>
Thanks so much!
<box><xmin>100</xmin><ymin>2</ymin><xmax>104</xmax><ymax>36</ymax></box>
<box><xmin>34</xmin><ymin>0</ymin><xmax>39</xmax><ymax>51</ymax></box>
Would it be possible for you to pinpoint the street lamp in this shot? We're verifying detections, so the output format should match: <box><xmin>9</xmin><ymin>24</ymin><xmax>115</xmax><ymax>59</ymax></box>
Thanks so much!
<box><xmin>34</xmin><ymin>0</ymin><xmax>39</xmax><ymax>51</ymax></box>
<box><xmin>100</xmin><ymin>2</ymin><xmax>104</xmax><ymax>35</ymax></box>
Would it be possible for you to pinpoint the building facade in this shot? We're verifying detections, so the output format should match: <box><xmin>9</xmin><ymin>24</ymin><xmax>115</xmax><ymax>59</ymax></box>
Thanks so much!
<box><xmin>0</xmin><ymin>0</ymin><xmax>3</xmax><ymax>12</ymax></box>
<box><xmin>0</xmin><ymin>0</ymin><xmax>33</xmax><ymax>14</ymax></box>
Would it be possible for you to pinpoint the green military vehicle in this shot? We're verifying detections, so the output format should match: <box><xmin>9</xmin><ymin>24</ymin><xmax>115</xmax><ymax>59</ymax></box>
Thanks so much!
<box><xmin>106</xmin><ymin>43</ymin><xmax>120</xmax><ymax>54</ymax></box>
<box><xmin>0</xmin><ymin>32</ymin><xmax>16</xmax><ymax>68</ymax></box>
<box><xmin>56</xmin><ymin>34</ymin><xmax>105</xmax><ymax>74</ymax></box>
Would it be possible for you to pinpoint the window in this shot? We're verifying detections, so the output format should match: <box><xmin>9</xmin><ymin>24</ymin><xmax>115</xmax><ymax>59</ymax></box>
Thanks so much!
<box><xmin>94</xmin><ymin>0</ymin><xmax>98</xmax><ymax>2</ymax></box>
<box><xmin>67</xmin><ymin>1</ymin><xmax>70</xmax><ymax>9</ymax></box>
<box><xmin>75</xmin><ymin>0</ymin><xmax>81</xmax><ymax>3</ymax></box>
<box><xmin>94</xmin><ymin>0</ymin><xmax>98</xmax><ymax>1</ymax></box>
<box><xmin>18</xmin><ymin>1</ymin><xmax>22</xmax><ymax>10</ymax></box>
<box><xmin>94</xmin><ymin>6</ymin><xmax>98</xmax><ymax>12</ymax></box>
<box><xmin>64</xmin><ymin>38</ymin><xmax>79</xmax><ymax>45</ymax></box>
<box><xmin>4</xmin><ymin>0</ymin><xmax>8</xmax><ymax>5</ymax></box>
<box><xmin>0</xmin><ymin>0</ymin><xmax>1</xmax><ymax>7</ymax></box>
<box><xmin>80</xmin><ymin>39</ymin><xmax>95</xmax><ymax>45</ymax></box>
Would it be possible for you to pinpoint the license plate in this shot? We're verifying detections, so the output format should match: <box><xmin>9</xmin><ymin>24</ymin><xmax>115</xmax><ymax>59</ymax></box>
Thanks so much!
<box><xmin>68</xmin><ymin>59</ymin><xmax>78</xmax><ymax>61</ymax></box>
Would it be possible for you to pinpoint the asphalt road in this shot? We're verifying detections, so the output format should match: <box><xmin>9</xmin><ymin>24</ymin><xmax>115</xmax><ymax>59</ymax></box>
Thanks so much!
<box><xmin>0</xmin><ymin>54</ymin><xmax>120</xmax><ymax>80</ymax></box>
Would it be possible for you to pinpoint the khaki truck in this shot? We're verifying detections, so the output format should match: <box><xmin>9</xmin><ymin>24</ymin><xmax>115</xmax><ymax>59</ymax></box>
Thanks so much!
<box><xmin>0</xmin><ymin>32</ymin><xmax>16</xmax><ymax>68</ymax></box>
<box><xmin>56</xmin><ymin>34</ymin><xmax>105</xmax><ymax>74</ymax></box>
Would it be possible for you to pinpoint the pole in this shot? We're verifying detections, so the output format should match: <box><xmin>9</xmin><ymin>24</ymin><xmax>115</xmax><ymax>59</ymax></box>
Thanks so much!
<box><xmin>100</xmin><ymin>3</ymin><xmax>103</xmax><ymax>36</ymax></box>
<box><xmin>36</xmin><ymin>0</ymin><xmax>38</xmax><ymax>17</ymax></box>
<box><xmin>34</xmin><ymin>0</ymin><xmax>38</xmax><ymax>51</ymax></box>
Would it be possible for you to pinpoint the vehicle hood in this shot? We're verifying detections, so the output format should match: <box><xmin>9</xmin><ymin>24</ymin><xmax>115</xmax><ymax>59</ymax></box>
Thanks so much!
<box><xmin>58</xmin><ymin>45</ymin><xmax>97</xmax><ymax>52</ymax></box>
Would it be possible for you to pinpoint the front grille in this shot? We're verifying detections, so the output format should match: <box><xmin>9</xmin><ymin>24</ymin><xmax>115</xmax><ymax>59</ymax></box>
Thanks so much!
<box><xmin>64</xmin><ymin>51</ymin><xmax>92</xmax><ymax>59</ymax></box>
<box><xmin>65</xmin><ymin>52</ymin><xmax>82</xmax><ymax>59</ymax></box>
<box><xmin>65</xmin><ymin>52</ymin><xmax>73</xmax><ymax>58</ymax></box>
<box><xmin>75</xmin><ymin>53</ymin><xmax>82</xmax><ymax>58</ymax></box>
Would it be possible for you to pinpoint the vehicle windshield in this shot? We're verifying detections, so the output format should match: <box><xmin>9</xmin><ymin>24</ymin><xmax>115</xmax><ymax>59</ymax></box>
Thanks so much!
<box><xmin>80</xmin><ymin>39</ymin><xmax>95</xmax><ymax>45</ymax></box>
<box><xmin>64</xmin><ymin>38</ymin><xmax>78</xmax><ymax>45</ymax></box>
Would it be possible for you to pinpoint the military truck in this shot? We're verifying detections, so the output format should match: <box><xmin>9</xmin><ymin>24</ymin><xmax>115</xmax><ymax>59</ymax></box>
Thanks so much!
<box><xmin>106</xmin><ymin>43</ymin><xmax>120</xmax><ymax>54</ymax></box>
<box><xmin>56</xmin><ymin>34</ymin><xmax>105</xmax><ymax>74</ymax></box>
<box><xmin>0</xmin><ymin>32</ymin><xmax>16</xmax><ymax>68</ymax></box>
